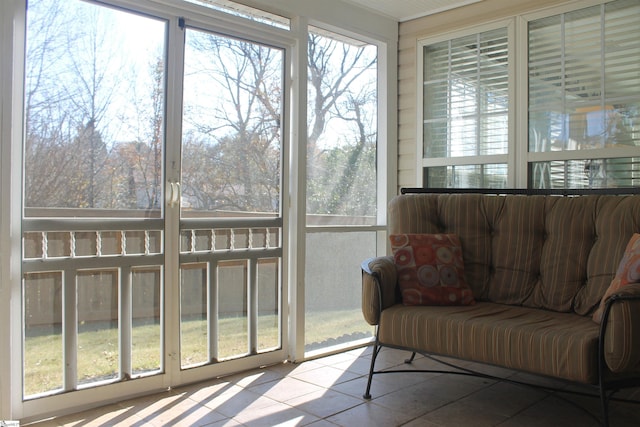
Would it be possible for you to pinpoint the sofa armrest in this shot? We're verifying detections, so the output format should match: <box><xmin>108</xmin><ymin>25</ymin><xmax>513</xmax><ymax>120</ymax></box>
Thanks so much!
<box><xmin>601</xmin><ymin>283</ymin><xmax>640</xmax><ymax>373</ymax></box>
<box><xmin>361</xmin><ymin>256</ymin><xmax>398</xmax><ymax>326</ymax></box>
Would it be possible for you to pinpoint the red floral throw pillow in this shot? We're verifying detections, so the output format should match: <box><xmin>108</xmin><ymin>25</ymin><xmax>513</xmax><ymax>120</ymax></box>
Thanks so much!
<box><xmin>592</xmin><ymin>233</ymin><xmax>640</xmax><ymax>323</ymax></box>
<box><xmin>390</xmin><ymin>234</ymin><xmax>474</xmax><ymax>306</ymax></box>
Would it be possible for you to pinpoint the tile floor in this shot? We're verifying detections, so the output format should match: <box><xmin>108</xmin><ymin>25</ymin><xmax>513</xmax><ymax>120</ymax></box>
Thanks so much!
<box><xmin>25</xmin><ymin>346</ymin><xmax>640</xmax><ymax>427</ymax></box>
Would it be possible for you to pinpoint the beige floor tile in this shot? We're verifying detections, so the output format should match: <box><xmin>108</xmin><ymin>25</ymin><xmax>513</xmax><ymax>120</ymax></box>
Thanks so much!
<box><xmin>115</xmin><ymin>392</ymin><xmax>186</xmax><ymax>424</ymax></box>
<box><xmin>457</xmin><ymin>381</ymin><xmax>547</xmax><ymax>418</ymax></box>
<box><xmin>226</xmin><ymin>366</ymin><xmax>287</xmax><ymax>388</ymax></box>
<box><xmin>246</xmin><ymin>376</ymin><xmax>326</xmax><ymax>403</ymax></box>
<box><xmin>325</xmin><ymin>400</ymin><xmax>416</xmax><ymax>427</ymax></box>
<box><xmin>608</xmin><ymin>401</ymin><xmax>640</xmax><ymax>427</ymax></box>
<box><xmin>284</xmin><ymin>389</ymin><xmax>363</xmax><ymax>419</ymax></box>
<box><xmin>371</xmin><ymin>382</ymin><xmax>450</xmax><ymax>419</ymax></box>
<box><xmin>416</xmin><ymin>398</ymin><xmax>511</xmax><ymax>427</ymax></box>
<box><xmin>330</xmin><ymin>356</ymin><xmax>376</xmax><ymax>376</ymax></box>
<box><xmin>22</xmin><ymin>419</ymin><xmax>58</xmax><ymax>427</ymax></box>
<box><xmin>498</xmin><ymin>395</ymin><xmax>603</xmax><ymax>427</ymax></box>
<box><xmin>267</xmin><ymin>360</ymin><xmax>326</xmax><ymax>377</ymax></box>
<box><xmin>400</xmin><ymin>418</ymin><xmax>443</xmax><ymax>427</ymax></box>
<box><xmin>230</xmin><ymin>400</ymin><xmax>320</xmax><ymax>426</ymax></box>
<box><xmin>130</xmin><ymin>396</ymin><xmax>227</xmax><ymax>427</ymax></box>
<box><xmin>312</xmin><ymin>352</ymin><xmax>361</xmax><ymax>367</ymax></box>
<box><xmin>289</xmin><ymin>365</ymin><xmax>360</xmax><ymax>389</ymax></box>
<box><xmin>326</xmin><ymin>376</ymin><xmax>373</xmax><ymax>399</ymax></box>
<box><xmin>199</xmin><ymin>384</ymin><xmax>280</xmax><ymax>418</ymax></box>
<box><xmin>178</xmin><ymin>379</ymin><xmax>236</xmax><ymax>406</ymax></box>
<box><xmin>55</xmin><ymin>403</ymin><xmax>146</xmax><ymax>427</ymax></box>
<box><xmin>305</xmin><ymin>420</ymin><xmax>341</xmax><ymax>427</ymax></box>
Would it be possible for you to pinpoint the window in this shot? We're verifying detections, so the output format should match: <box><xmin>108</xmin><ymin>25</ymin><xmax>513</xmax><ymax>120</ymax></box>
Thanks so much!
<box><xmin>528</xmin><ymin>0</ymin><xmax>640</xmax><ymax>188</ymax></box>
<box><xmin>420</xmin><ymin>25</ymin><xmax>510</xmax><ymax>188</ymax></box>
<box><xmin>419</xmin><ymin>0</ymin><xmax>640</xmax><ymax>190</ymax></box>
<box><xmin>306</xmin><ymin>27</ymin><xmax>378</xmax><ymax>224</ymax></box>
<box><xmin>304</xmin><ymin>27</ymin><xmax>380</xmax><ymax>354</ymax></box>
<box><xmin>22</xmin><ymin>0</ymin><xmax>167</xmax><ymax>397</ymax></box>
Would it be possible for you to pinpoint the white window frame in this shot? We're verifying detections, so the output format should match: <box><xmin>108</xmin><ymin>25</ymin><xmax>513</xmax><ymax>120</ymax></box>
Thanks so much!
<box><xmin>417</xmin><ymin>19</ymin><xmax>517</xmax><ymax>188</ymax></box>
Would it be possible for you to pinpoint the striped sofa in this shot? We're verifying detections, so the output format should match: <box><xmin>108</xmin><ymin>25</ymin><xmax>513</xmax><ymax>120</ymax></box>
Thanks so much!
<box><xmin>361</xmin><ymin>190</ymin><xmax>640</xmax><ymax>426</ymax></box>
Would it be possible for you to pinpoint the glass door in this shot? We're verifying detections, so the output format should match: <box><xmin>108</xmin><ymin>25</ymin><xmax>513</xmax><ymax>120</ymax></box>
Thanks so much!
<box><xmin>20</xmin><ymin>0</ymin><xmax>287</xmax><ymax>415</ymax></box>
<box><xmin>22</xmin><ymin>0</ymin><xmax>168</xmax><ymax>398</ymax></box>
<box><xmin>176</xmin><ymin>25</ymin><xmax>286</xmax><ymax>376</ymax></box>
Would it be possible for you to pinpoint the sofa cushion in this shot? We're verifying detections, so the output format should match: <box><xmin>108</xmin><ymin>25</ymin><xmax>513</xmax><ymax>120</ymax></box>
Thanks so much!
<box><xmin>575</xmin><ymin>196</ymin><xmax>640</xmax><ymax>315</ymax></box>
<box><xmin>483</xmin><ymin>196</ymin><xmax>546</xmax><ymax>306</ymax></box>
<box><xmin>592</xmin><ymin>233</ymin><xmax>640</xmax><ymax>323</ymax></box>
<box><xmin>522</xmin><ymin>196</ymin><xmax>597</xmax><ymax>312</ymax></box>
<box><xmin>390</xmin><ymin>233</ymin><xmax>474</xmax><ymax>306</ymax></box>
<box><xmin>378</xmin><ymin>302</ymin><xmax>600</xmax><ymax>384</ymax></box>
<box><xmin>388</xmin><ymin>193</ymin><xmax>640</xmax><ymax>315</ymax></box>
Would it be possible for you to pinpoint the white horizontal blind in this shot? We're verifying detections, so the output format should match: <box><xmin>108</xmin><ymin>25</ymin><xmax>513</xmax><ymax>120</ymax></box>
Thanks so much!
<box><xmin>425</xmin><ymin>164</ymin><xmax>508</xmax><ymax>188</ymax></box>
<box><xmin>423</xmin><ymin>27</ymin><xmax>509</xmax><ymax>159</ymax></box>
<box><xmin>530</xmin><ymin>157</ymin><xmax>640</xmax><ymax>189</ymax></box>
<box><xmin>528</xmin><ymin>0</ymin><xmax>640</xmax><ymax>189</ymax></box>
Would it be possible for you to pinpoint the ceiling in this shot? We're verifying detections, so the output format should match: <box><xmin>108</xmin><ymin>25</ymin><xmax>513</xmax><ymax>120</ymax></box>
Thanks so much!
<box><xmin>339</xmin><ymin>0</ymin><xmax>484</xmax><ymax>22</ymax></box>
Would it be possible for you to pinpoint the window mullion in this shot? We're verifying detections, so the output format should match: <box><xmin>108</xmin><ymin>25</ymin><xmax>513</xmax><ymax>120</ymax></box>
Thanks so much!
<box><xmin>476</xmin><ymin>32</ymin><xmax>481</xmax><ymax>158</ymax></box>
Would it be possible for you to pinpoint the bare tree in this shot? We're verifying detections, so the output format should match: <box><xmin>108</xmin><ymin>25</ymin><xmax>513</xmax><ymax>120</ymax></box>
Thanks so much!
<box><xmin>23</xmin><ymin>0</ymin><xmax>78</xmax><ymax>209</ymax></box>
<box><xmin>24</xmin><ymin>0</ymin><xmax>162</xmax><ymax>212</ymax></box>
<box><xmin>181</xmin><ymin>31</ymin><xmax>282</xmax><ymax>214</ymax></box>
<box><xmin>306</xmin><ymin>31</ymin><xmax>377</xmax><ymax>217</ymax></box>
<box><xmin>108</xmin><ymin>57</ymin><xmax>165</xmax><ymax>210</ymax></box>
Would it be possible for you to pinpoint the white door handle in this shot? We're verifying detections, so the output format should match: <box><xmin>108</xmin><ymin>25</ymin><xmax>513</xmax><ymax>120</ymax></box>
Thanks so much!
<box><xmin>166</xmin><ymin>181</ymin><xmax>181</xmax><ymax>208</ymax></box>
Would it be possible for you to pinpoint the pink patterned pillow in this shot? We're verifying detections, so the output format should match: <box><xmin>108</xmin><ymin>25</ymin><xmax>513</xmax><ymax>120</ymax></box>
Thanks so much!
<box><xmin>390</xmin><ymin>234</ymin><xmax>474</xmax><ymax>306</ymax></box>
<box><xmin>592</xmin><ymin>233</ymin><xmax>640</xmax><ymax>323</ymax></box>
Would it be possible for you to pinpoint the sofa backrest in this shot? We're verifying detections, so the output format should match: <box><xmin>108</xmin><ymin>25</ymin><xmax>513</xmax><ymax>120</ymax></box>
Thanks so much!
<box><xmin>388</xmin><ymin>193</ymin><xmax>640</xmax><ymax>315</ymax></box>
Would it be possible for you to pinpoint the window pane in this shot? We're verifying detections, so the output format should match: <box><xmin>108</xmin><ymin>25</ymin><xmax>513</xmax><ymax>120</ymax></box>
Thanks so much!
<box><xmin>24</xmin><ymin>272</ymin><xmax>63</xmax><ymax>396</ymax></box>
<box><xmin>77</xmin><ymin>270</ymin><xmax>119</xmax><ymax>386</ymax></box>
<box><xmin>131</xmin><ymin>267</ymin><xmax>162</xmax><ymax>376</ymax></box>
<box><xmin>23</xmin><ymin>0</ymin><xmax>166</xmax><ymax>218</ymax></box>
<box><xmin>181</xmin><ymin>29</ymin><xmax>283</xmax><ymax>218</ymax></box>
<box><xmin>257</xmin><ymin>259</ymin><xmax>280</xmax><ymax>352</ymax></box>
<box><xmin>180</xmin><ymin>263</ymin><xmax>208</xmax><ymax>368</ymax></box>
<box><xmin>218</xmin><ymin>260</ymin><xmax>248</xmax><ymax>360</ymax></box>
<box><xmin>307</xmin><ymin>28</ymin><xmax>378</xmax><ymax>225</ymax></box>
<box><xmin>305</xmin><ymin>231</ymin><xmax>375</xmax><ymax>353</ymax></box>
<box><xmin>423</xmin><ymin>28</ymin><xmax>509</xmax><ymax>159</ymax></box>
<box><xmin>425</xmin><ymin>164</ymin><xmax>508</xmax><ymax>188</ymax></box>
<box><xmin>529</xmin><ymin>0</ymin><xmax>640</xmax><ymax>153</ymax></box>
<box><xmin>529</xmin><ymin>157</ymin><xmax>640</xmax><ymax>189</ymax></box>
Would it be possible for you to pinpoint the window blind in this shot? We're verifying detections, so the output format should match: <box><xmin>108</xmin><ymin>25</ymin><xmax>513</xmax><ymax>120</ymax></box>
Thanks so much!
<box><xmin>530</xmin><ymin>157</ymin><xmax>640</xmax><ymax>189</ymax></box>
<box><xmin>528</xmin><ymin>0</ymin><xmax>640</xmax><ymax>153</ymax></box>
<box><xmin>423</xmin><ymin>27</ymin><xmax>509</xmax><ymax>159</ymax></box>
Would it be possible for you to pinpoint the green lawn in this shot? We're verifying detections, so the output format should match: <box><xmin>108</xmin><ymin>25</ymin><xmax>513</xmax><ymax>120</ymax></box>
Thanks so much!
<box><xmin>24</xmin><ymin>310</ymin><xmax>372</xmax><ymax>396</ymax></box>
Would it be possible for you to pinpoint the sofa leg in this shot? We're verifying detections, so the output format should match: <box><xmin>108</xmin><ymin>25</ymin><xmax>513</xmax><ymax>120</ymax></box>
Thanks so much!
<box><xmin>363</xmin><ymin>341</ymin><xmax>381</xmax><ymax>400</ymax></box>
<box><xmin>405</xmin><ymin>352</ymin><xmax>417</xmax><ymax>364</ymax></box>
<box><xmin>599</xmin><ymin>384</ymin><xmax>610</xmax><ymax>427</ymax></box>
